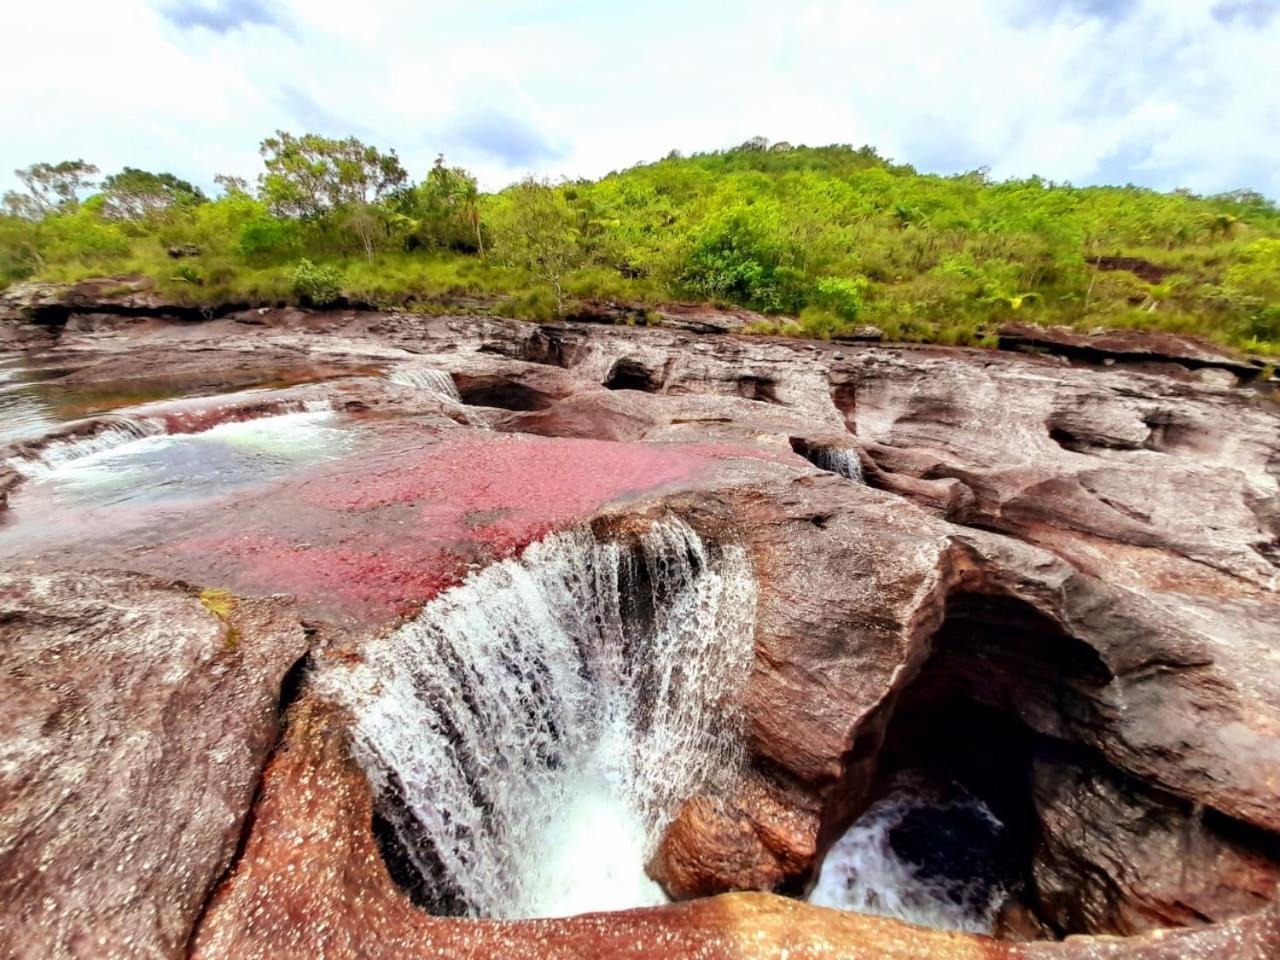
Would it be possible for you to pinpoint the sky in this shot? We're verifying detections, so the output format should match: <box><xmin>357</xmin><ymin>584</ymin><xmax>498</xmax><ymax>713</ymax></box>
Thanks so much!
<box><xmin>1</xmin><ymin>0</ymin><xmax>1278</xmax><ymax>198</ymax></box>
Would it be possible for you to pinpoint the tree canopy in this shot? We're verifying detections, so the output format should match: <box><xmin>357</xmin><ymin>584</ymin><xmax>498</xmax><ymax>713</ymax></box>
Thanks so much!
<box><xmin>258</xmin><ymin>131</ymin><xmax>407</xmax><ymax>218</ymax></box>
<box><xmin>100</xmin><ymin>168</ymin><xmax>206</xmax><ymax>220</ymax></box>
<box><xmin>3</xmin><ymin>160</ymin><xmax>99</xmax><ymax>219</ymax></box>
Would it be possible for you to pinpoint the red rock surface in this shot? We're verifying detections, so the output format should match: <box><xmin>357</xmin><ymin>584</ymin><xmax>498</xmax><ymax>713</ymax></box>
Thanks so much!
<box><xmin>0</xmin><ymin>570</ymin><xmax>306</xmax><ymax>959</ymax></box>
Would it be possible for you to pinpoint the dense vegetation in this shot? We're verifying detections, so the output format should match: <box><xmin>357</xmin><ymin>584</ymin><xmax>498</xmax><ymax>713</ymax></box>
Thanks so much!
<box><xmin>3</xmin><ymin>135</ymin><xmax>1278</xmax><ymax>354</ymax></box>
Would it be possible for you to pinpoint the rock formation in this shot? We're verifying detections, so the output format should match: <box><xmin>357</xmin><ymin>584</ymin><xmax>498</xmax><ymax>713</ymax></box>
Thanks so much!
<box><xmin>0</xmin><ymin>285</ymin><xmax>1277</xmax><ymax>958</ymax></box>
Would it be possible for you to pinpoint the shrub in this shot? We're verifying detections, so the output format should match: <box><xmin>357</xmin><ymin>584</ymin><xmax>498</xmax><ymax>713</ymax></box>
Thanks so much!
<box><xmin>171</xmin><ymin>263</ymin><xmax>201</xmax><ymax>285</ymax></box>
<box><xmin>287</xmin><ymin>258</ymin><xmax>343</xmax><ymax>306</ymax></box>
<box><xmin>238</xmin><ymin>214</ymin><xmax>297</xmax><ymax>259</ymax></box>
<box><xmin>811</xmin><ymin>276</ymin><xmax>869</xmax><ymax>320</ymax></box>
<box><xmin>677</xmin><ymin>203</ymin><xmax>789</xmax><ymax>311</ymax></box>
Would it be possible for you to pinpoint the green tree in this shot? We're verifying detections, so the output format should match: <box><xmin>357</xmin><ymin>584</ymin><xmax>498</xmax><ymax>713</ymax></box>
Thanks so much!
<box><xmin>213</xmin><ymin>174</ymin><xmax>252</xmax><ymax>197</ymax></box>
<box><xmin>257</xmin><ymin>132</ymin><xmax>408</xmax><ymax>260</ymax></box>
<box><xmin>408</xmin><ymin>155</ymin><xmax>484</xmax><ymax>253</ymax></box>
<box><xmin>100</xmin><ymin>168</ymin><xmax>206</xmax><ymax>220</ymax></box>
<box><xmin>257</xmin><ymin>131</ymin><xmax>407</xmax><ymax>218</ymax></box>
<box><xmin>489</xmin><ymin>177</ymin><xmax>584</xmax><ymax>312</ymax></box>
<box><xmin>2</xmin><ymin>160</ymin><xmax>99</xmax><ymax>219</ymax></box>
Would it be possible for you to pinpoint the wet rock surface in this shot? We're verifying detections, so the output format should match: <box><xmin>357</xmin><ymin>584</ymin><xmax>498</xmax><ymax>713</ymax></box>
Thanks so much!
<box><xmin>0</xmin><ymin>293</ymin><xmax>1277</xmax><ymax>958</ymax></box>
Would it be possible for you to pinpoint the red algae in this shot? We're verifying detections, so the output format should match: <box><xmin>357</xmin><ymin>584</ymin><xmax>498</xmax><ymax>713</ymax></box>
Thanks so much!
<box><xmin>302</xmin><ymin>434</ymin><xmax>726</xmax><ymax>559</ymax></box>
<box><xmin>6</xmin><ymin>427</ymin><xmax>798</xmax><ymax>625</ymax></box>
<box><xmin>162</xmin><ymin>435</ymin><xmax>762</xmax><ymax>624</ymax></box>
<box><xmin>306</xmin><ymin>435</ymin><xmax>712</xmax><ymax>512</ymax></box>
<box><xmin>185</xmin><ymin>534</ymin><xmax>471</xmax><ymax>619</ymax></box>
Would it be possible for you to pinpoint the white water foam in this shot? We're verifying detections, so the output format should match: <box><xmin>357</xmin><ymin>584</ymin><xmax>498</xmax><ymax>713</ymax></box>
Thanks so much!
<box><xmin>318</xmin><ymin>517</ymin><xmax>757</xmax><ymax>919</ymax></box>
<box><xmin>5</xmin><ymin>397</ymin><xmax>332</xmax><ymax>479</ymax></box>
<box><xmin>809</xmin><ymin>776</ymin><xmax>1011</xmax><ymax>934</ymax></box>
<box><xmin>10</xmin><ymin>408</ymin><xmax>349</xmax><ymax>507</ymax></box>
<box><xmin>7</xmin><ymin>417</ymin><xmax>168</xmax><ymax>478</ymax></box>
<box><xmin>388</xmin><ymin>364</ymin><xmax>462</xmax><ymax>401</ymax></box>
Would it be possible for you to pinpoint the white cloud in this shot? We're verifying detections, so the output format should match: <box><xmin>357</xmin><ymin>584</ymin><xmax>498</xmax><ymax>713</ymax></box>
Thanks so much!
<box><xmin>0</xmin><ymin>0</ymin><xmax>1276</xmax><ymax>197</ymax></box>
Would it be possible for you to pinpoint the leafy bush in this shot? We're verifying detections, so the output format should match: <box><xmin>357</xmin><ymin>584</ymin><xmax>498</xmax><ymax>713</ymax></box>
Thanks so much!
<box><xmin>287</xmin><ymin>258</ymin><xmax>343</xmax><ymax>305</ymax></box>
<box><xmin>3</xmin><ymin>138</ymin><xmax>1279</xmax><ymax>354</ymax></box>
<box><xmin>677</xmin><ymin>203</ymin><xmax>790</xmax><ymax>311</ymax></box>
<box><xmin>237</xmin><ymin>214</ymin><xmax>297</xmax><ymax>259</ymax></box>
<box><xmin>811</xmin><ymin>276</ymin><xmax>869</xmax><ymax>320</ymax></box>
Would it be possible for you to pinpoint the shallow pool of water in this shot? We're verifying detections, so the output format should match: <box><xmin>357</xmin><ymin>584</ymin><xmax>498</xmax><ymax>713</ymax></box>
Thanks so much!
<box><xmin>0</xmin><ymin>357</ymin><xmax>59</xmax><ymax>446</ymax></box>
<box><xmin>22</xmin><ymin>410</ymin><xmax>353</xmax><ymax>508</ymax></box>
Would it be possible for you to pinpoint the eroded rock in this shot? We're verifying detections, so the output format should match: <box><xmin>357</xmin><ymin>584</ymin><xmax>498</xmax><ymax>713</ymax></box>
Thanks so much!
<box><xmin>0</xmin><ymin>300</ymin><xmax>1277</xmax><ymax>957</ymax></box>
<box><xmin>0</xmin><ymin>570</ymin><xmax>307</xmax><ymax>959</ymax></box>
<box><xmin>1031</xmin><ymin>756</ymin><xmax>1280</xmax><ymax>936</ymax></box>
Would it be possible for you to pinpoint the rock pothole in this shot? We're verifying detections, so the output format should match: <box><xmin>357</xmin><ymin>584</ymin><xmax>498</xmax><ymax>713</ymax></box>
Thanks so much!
<box><xmin>811</xmin><ymin>588</ymin><xmax>1280</xmax><ymax>939</ymax></box>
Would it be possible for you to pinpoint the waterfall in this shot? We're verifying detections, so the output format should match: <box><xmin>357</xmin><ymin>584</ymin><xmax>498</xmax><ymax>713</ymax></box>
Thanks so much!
<box><xmin>318</xmin><ymin>517</ymin><xmax>757</xmax><ymax>919</ymax></box>
<box><xmin>7</xmin><ymin>417</ymin><xmax>167</xmax><ymax>478</ymax></box>
<box><xmin>809</xmin><ymin>774</ymin><xmax>1013</xmax><ymax>934</ymax></box>
<box><xmin>388</xmin><ymin>364</ymin><xmax>462</xmax><ymax>402</ymax></box>
<box><xmin>808</xmin><ymin>447</ymin><xmax>864</xmax><ymax>483</ymax></box>
<box><xmin>5</xmin><ymin>398</ymin><xmax>333</xmax><ymax>480</ymax></box>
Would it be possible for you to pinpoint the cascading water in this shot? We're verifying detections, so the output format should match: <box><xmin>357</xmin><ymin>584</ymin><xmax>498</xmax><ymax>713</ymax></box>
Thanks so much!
<box><xmin>4</xmin><ymin>405</ymin><xmax>348</xmax><ymax>511</ymax></box>
<box><xmin>807</xmin><ymin>447</ymin><xmax>864</xmax><ymax>483</ymax></box>
<box><xmin>5</xmin><ymin>398</ymin><xmax>332</xmax><ymax>479</ymax></box>
<box><xmin>388</xmin><ymin>364</ymin><xmax>462</xmax><ymax>402</ymax></box>
<box><xmin>809</xmin><ymin>773</ymin><xmax>1014</xmax><ymax>934</ymax></box>
<box><xmin>318</xmin><ymin>517</ymin><xmax>757</xmax><ymax>919</ymax></box>
<box><xmin>7</xmin><ymin>416</ymin><xmax>168</xmax><ymax>478</ymax></box>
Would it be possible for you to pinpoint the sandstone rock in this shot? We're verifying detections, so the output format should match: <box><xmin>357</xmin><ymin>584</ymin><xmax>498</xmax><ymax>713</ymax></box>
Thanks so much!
<box><xmin>0</xmin><ymin>570</ymin><xmax>307</xmax><ymax>959</ymax></box>
<box><xmin>191</xmin><ymin>699</ymin><xmax>1280</xmax><ymax>960</ymax></box>
<box><xmin>998</xmin><ymin>322</ymin><xmax>1263</xmax><ymax>378</ymax></box>
<box><xmin>2</xmin><ymin>299</ymin><xmax>1278</xmax><ymax>956</ymax></box>
<box><xmin>0</xmin><ymin>277</ymin><xmax>241</xmax><ymax>330</ymax></box>
<box><xmin>648</xmin><ymin>775</ymin><xmax>820</xmax><ymax>899</ymax></box>
<box><xmin>1031</xmin><ymin>756</ymin><xmax>1280</xmax><ymax>936</ymax></box>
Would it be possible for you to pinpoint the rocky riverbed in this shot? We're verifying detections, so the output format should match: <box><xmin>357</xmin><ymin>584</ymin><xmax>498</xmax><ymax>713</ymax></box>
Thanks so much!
<box><xmin>1</xmin><ymin>282</ymin><xmax>1277</xmax><ymax>959</ymax></box>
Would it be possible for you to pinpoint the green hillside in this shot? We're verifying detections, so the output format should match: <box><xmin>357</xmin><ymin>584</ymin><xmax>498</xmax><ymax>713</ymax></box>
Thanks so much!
<box><xmin>3</xmin><ymin>136</ymin><xmax>1278</xmax><ymax>353</ymax></box>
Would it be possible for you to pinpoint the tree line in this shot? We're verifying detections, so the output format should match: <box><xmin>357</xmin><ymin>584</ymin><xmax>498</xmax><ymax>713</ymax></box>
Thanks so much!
<box><xmin>2</xmin><ymin>133</ymin><xmax>1277</xmax><ymax>354</ymax></box>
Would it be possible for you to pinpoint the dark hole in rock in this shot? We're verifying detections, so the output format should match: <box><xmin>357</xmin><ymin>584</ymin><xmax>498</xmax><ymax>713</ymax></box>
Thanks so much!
<box><xmin>736</xmin><ymin>376</ymin><xmax>780</xmax><ymax>404</ymax></box>
<box><xmin>819</xmin><ymin>588</ymin><xmax>1280</xmax><ymax>940</ymax></box>
<box><xmin>789</xmin><ymin>438</ymin><xmax>864</xmax><ymax>482</ymax></box>
<box><xmin>813</xmin><ymin>592</ymin><xmax>1116</xmax><ymax>937</ymax></box>
<box><xmin>479</xmin><ymin>326</ymin><xmax>584</xmax><ymax>369</ymax></box>
<box><xmin>890</xmin><ymin>796</ymin><xmax>1016</xmax><ymax>891</ymax></box>
<box><xmin>455</xmin><ymin>378</ymin><xmax>554</xmax><ymax>411</ymax></box>
<box><xmin>1047</xmin><ymin>422</ymin><xmax>1142</xmax><ymax>454</ymax></box>
<box><xmin>604</xmin><ymin>358</ymin><xmax>662</xmax><ymax>392</ymax></box>
<box><xmin>1142</xmin><ymin>410</ymin><xmax>1202</xmax><ymax>453</ymax></box>
<box><xmin>278</xmin><ymin>651</ymin><xmax>313</xmax><ymax>717</ymax></box>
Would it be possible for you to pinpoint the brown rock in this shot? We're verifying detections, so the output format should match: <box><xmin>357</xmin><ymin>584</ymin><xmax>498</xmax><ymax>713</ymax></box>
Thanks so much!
<box><xmin>0</xmin><ymin>570</ymin><xmax>307</xmax><ymax>959</ymax></box>
<box><xmin>1031</xmin><ymin>756</ymin><xmax>1280</xmax><ymax>936</ymax></box>
<box><xmin>2</xmin><ymin>300</ymin><xmax>1279</xmax><ymax>956</ymax></box>
<box><xmin>998</xmin><ymin>322</ymin><xmax>1262</xmax><ymax>377</ymax></box>
<box><xmin>649</xmin><ymin>776</ymin><xmax>820</xmax><ymax>898</ymax></box>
